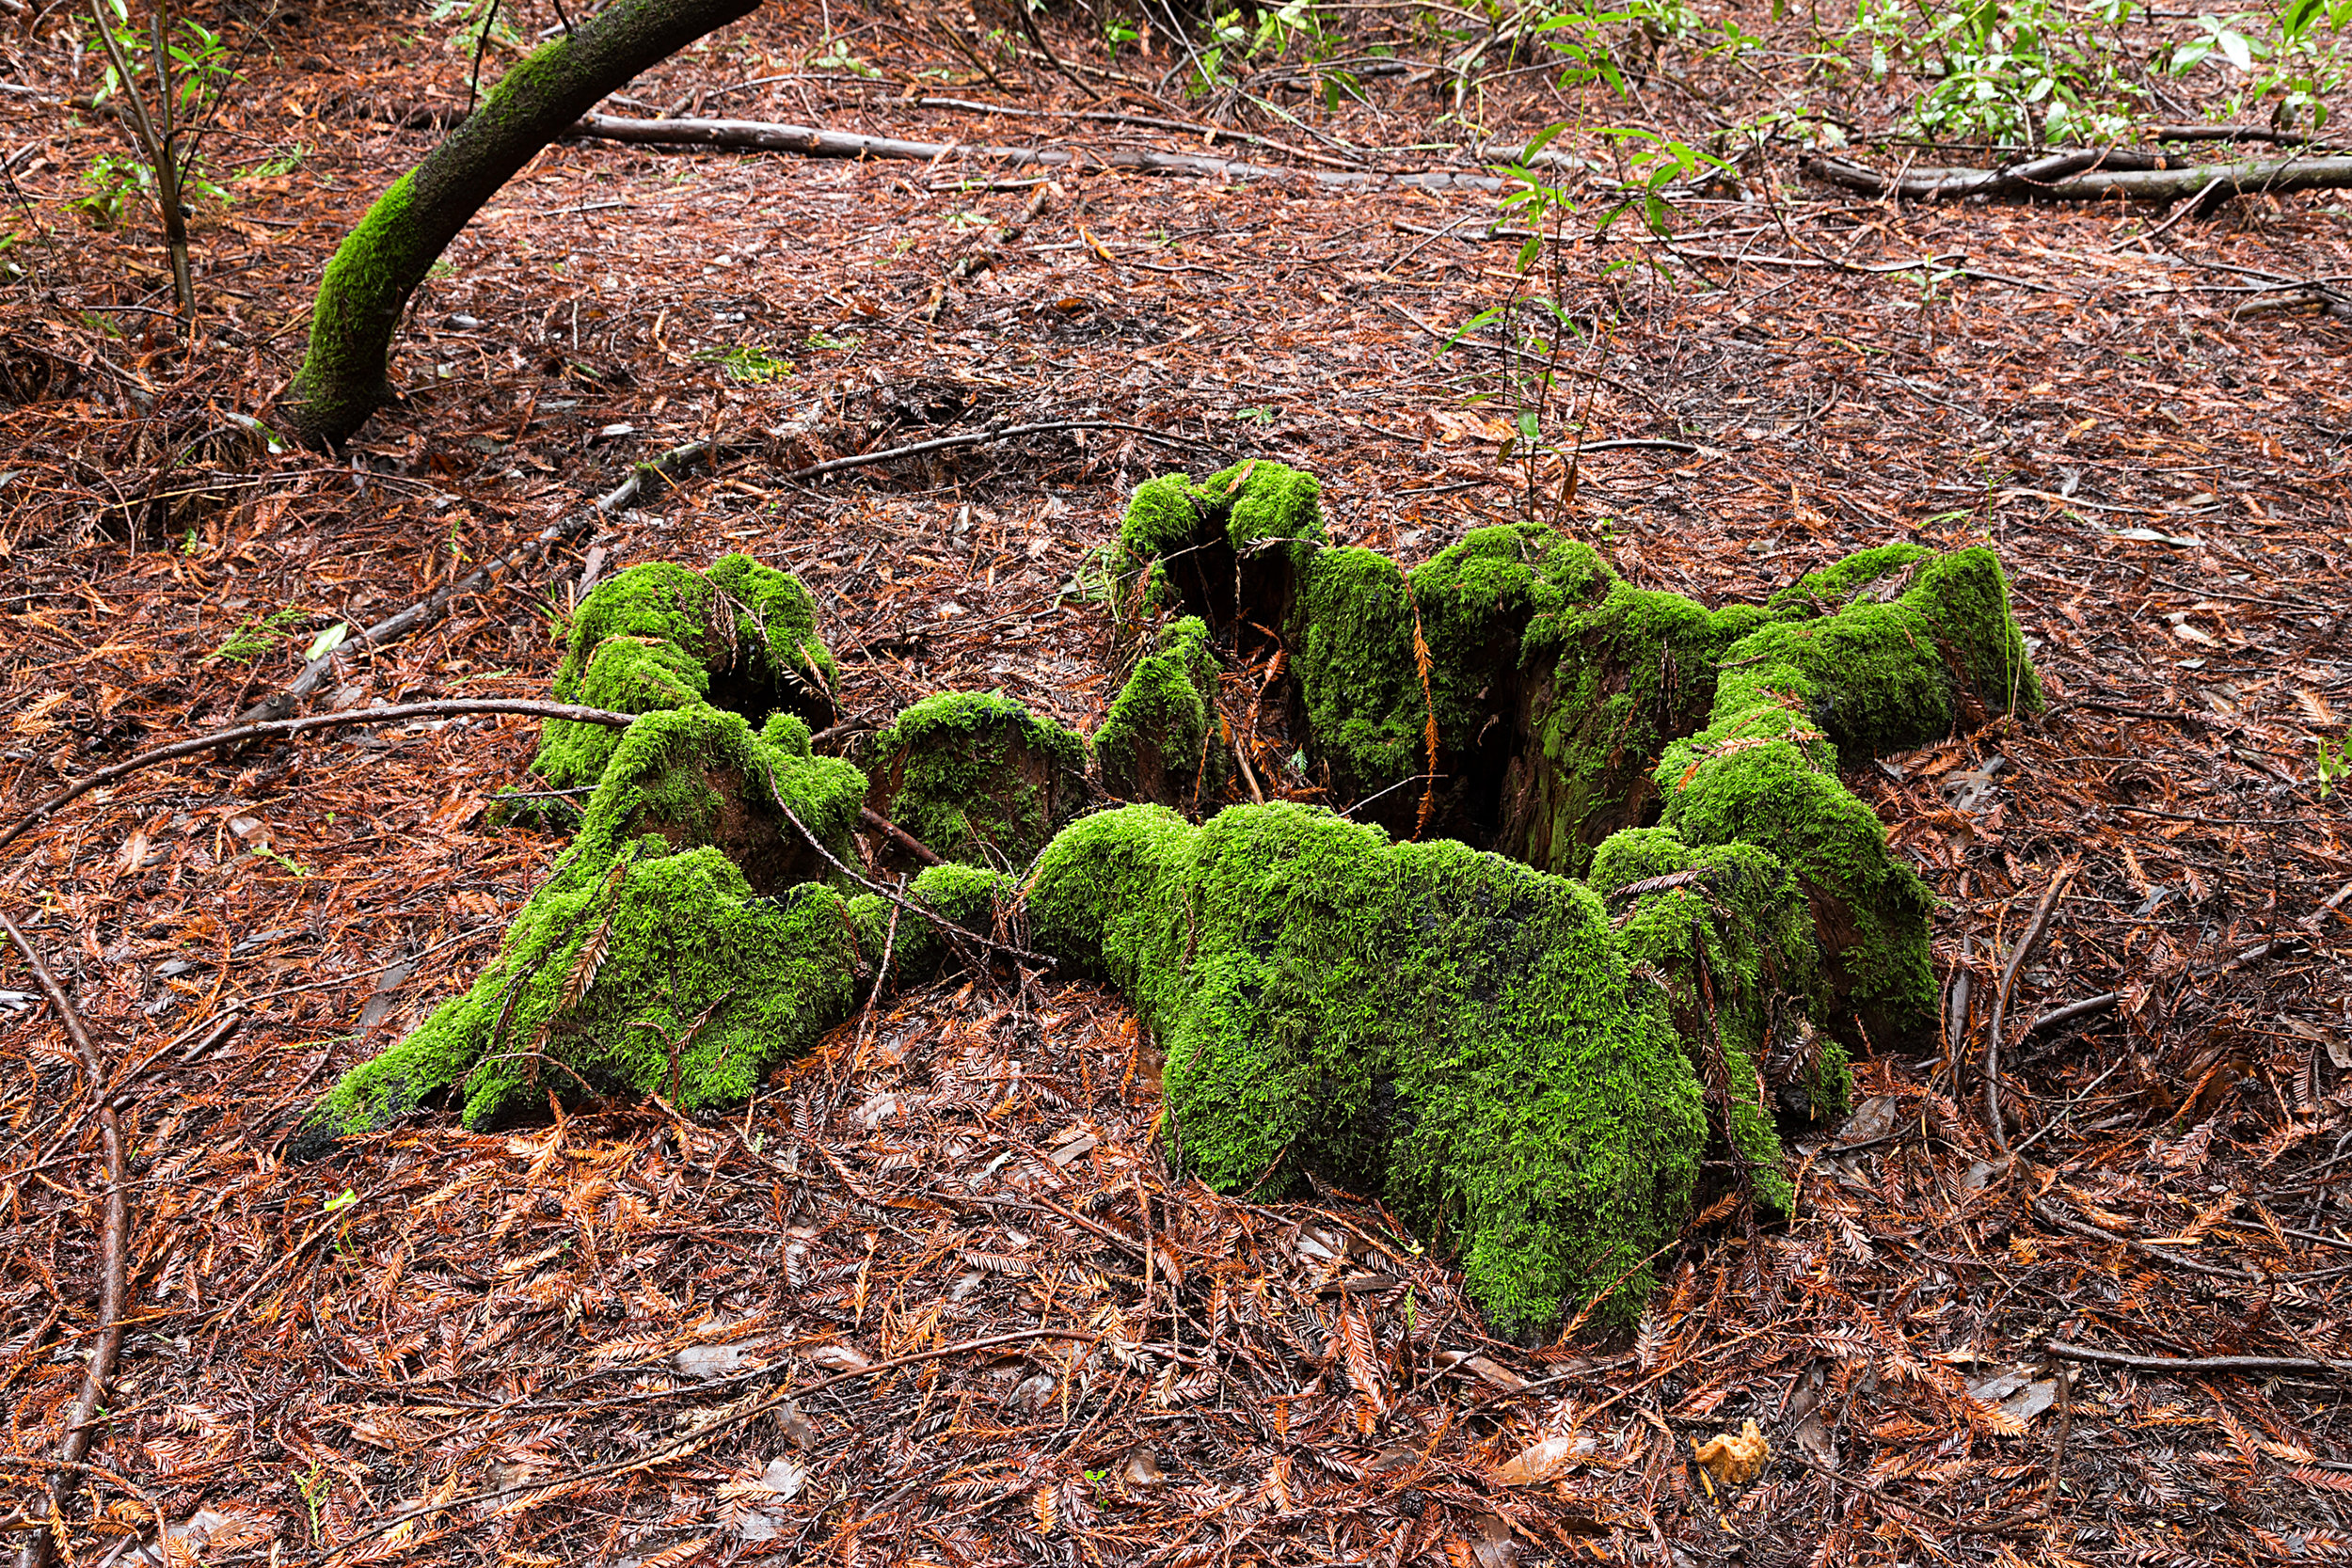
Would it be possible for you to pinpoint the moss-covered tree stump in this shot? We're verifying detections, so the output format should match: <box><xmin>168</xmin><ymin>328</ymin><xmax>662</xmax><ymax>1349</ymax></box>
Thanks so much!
<box><xmin>1107</xmin><ymin>462</ymin><xmax>2038</xmax><ymax>1053</ymax></box>
<box><xmin>304</xmin><ymin>471</ymin><xmax>2042</xmax><ymax>1332</ymax></box>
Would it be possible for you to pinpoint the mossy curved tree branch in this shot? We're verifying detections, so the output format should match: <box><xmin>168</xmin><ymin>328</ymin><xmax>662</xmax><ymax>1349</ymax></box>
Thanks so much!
<box><xmin>280</xmin><ymin>0</ymin><xmax>762</xmax><ymax>449</ymax></box>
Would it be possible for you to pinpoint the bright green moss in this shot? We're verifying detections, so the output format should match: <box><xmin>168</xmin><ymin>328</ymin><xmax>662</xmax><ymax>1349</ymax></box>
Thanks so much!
<box><xmin>1510</xmin><ymin>587</ymin><xmax>1752</xmax><ymax>878</ymax></box>
<box><xmin>1590</xmin><ymin>830</ymin><xmax>1850</xmax><ymax>1212</ymax></box>
<box><xmin>1113</xmin><ymin>460</ymin><xmax>1325</xmax><ymax>622</ymax></box>
<box><xmin>1765</xmin><ymin>542</ymin><xmax>1930</xmax><ymax>618</ymax></box>
<box><xmin>1907</xmin><ymin>546</ymin><xmax>2044</xmax><ymax>717</ymax></box>
<box><xmin>300</xmin><ymin>704</ymin><xmax>868</xmax><ymax>1144</ymax></box>
<box><xmin>1288</xmin><ymin>526</ymin><xmax>1616</xmax><ymax>827</ymax></box>
<box><xmin>849</xmin><ymin>863</ymin><xmax>1020</xmax><ymax>979</ymax></box>
<box><xmin>1097</xmin><ymin>617</ymin><xmax>1225</xmax><ymax>807</ymax></box>
<box><xmin>1026</xmin><ymin>801</ymin><xmax>1705</xmax><ymax>1332</ymax></box>
<box><xmin>1294</xmin><ymin>547</ymin><xmax>1422</xmax><ymax>803</ymax></box>
<box><xmin>532</xmin><ymin>554</ymin><xmax>836</xmax><ymax>791</ymax></box>
<box><xmin>865</xmin><ymin>692</ymin><xmax>1089</xmax><ymax>870</ymax></box>
<box><xmin>302</xmin><ymin>515</ymin><xmax>2044</xmax><ymax>1336</ymax></box>
<box><xmin>285</xmin><ymin>170</ymin><xmax>419</xmax><ymax>440</ymax></box>
<box><xmin>1655</xmin><ymin>736</ymin><xmax>1937</xmax><ymax>1050</ymax></box>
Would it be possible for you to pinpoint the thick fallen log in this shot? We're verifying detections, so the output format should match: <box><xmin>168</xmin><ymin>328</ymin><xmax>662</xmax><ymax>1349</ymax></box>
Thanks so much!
<box><xmin>564</xmin><ymin>112</ymin><xmax>1505</xmax><ymax>190</ymax></box>
<box><xmin>1804</xmin><ymin>150</ymin><xmax>2352</xmax><ymax>204</ymax></box>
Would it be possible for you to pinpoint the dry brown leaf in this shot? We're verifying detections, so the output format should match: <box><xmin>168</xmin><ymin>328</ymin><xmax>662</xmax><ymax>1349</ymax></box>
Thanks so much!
<box><xmin>1491</xmin><ymin>1433</ymin><xmax>1591</xmax><ymax>1486</ymax></box>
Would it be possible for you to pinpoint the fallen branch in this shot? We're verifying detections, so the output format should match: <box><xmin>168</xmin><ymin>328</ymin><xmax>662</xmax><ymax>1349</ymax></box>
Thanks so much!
<box><xmin>859</xmin><ymin>805</ymin><xmax>945</xmax><ymax>867</ymax></box>
<box><xmin>2031</xmin><ymin>1197</ymin><xmax>2278</xmax><ymax>1285</ymax></box>
<box><xmin>564</xmin><ymin>112</ymin><xmax>1504</xmax><ymax>190</ymax></box>
<box><xmin>2147</xmin><ymin>123</ymin><xmax>2343</xmax><ymax>149</ymax></box>
<box><xmin>0</xmin><ymin>700</ymin><xmax>639</xmax><ymax>859</ymax></box>
<box><xmin>240</xmin><ymin>438</ymin><xmax>719</xmax><ymax>724</ymax></box>
<box><xmin>771</xmin><ymin>419</ymin><xmax>1217</xmax><ymax>486</ymax></box>
<box><xmin>2024</xmin><ymin>935</ymin><xmax>2301</xmax><ymax>1037</ymax></box>
<box><xmin>318</xmin><ymin>1327</ymin><xmax>1101</xmax><ymax>1561</ymax></box>
<box><xmin>1804</xmin><ymin>150</ymin><xmax>2352</xmax><ymax>205</ymax></box>
<box><xmin>1</xmin><ymin>911</ymin><xmax>128</xmax><ymax>1568</ymax></box>
<box><xmin>910</xmin><ymin>94</ymin><xmax>1366</xmax><ymax>172</ymax></box>
<box><xmin>2045</xmin><ymin>1338</ymin><xmax>2352</xmax><ymax>1381</ymax></box>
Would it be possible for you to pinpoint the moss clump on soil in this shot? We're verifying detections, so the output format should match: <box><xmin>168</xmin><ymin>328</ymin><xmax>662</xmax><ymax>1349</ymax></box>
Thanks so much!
<box><xmin>299</xmin><ymin>704</ymin><xmax>867</xmax><ymax>1143</ymax></box>
<box><xmin>1096</xmin><ymin>617</ymin><xmax>1227</xmax><ymax>808</ymax></box>
<box><xmin>531</xmin><ymin>554</ymin><xmax>837</xmax><ymax>792</ymax></box>
<box><xmin>863</xmin><ymin>692</ymin><xmax>1089</xmax><ymax>871</ymax></box>
<box><xmin>1026</xmin><ymin>800</ymin><xmax>1706</xmax><ymax>1332</ymax></box>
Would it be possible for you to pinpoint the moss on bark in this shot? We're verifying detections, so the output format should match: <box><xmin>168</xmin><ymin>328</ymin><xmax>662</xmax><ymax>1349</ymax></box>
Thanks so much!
<box><xmin>1096</xmin><ymin>617</ymin><xmax>1226</xmax><ymax>808</ymax></box>
<box><xmin>861</xmin><ymin>692</ymin><xmax>1089</xmax><ymax>871</ymax></box>
<box><xmin>1113</xmin><ymin>459</ymin><xmax>1326</xmax><ymax>637</ymax></box>
<box><xmin>527</xmin><ymin>554</ymin><xmax>835</xmax><ymax>800</ymax></box>
<box><xmin>1589</xmin><ymin>830</ymin><xmax>1849</xmax><ymax>1212</ymax></box>
<box><xmin>299</xmin><ymin>704</ymin><xmax>865</xmax><ymax>1144</ymax></box>
<box><xmin>1025</xmin><ymin>801</ymin><xmax>1705</xmax><ymax>1331</ymax></box>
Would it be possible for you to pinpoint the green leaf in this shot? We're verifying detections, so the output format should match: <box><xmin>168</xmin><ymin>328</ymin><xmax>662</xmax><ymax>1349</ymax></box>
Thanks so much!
<box><xmin>306</xmin><ymin>622</ymin><xmax>350</xmax><ymax>662</ymax></box>
<box><xmin>1438</xmin><ymin>306</ymin><xmax>1502</xmax><ymax>356</ymax></box>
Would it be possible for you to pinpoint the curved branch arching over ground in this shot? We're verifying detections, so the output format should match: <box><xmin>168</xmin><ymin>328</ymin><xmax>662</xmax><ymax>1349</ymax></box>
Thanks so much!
<box><xmin>280</xmin><ymin>0</ymin><xmax>762</xmax><ymax>450</ymax></box>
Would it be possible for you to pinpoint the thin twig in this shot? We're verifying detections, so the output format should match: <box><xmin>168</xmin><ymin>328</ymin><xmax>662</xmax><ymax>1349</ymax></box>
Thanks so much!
<box><xmin>1777</xmin><ymin>1449</ymin><xmax>2037</xmax><ymax>1535</ymax></box>
<box><xmin>860</xmin><ymin>805</ymin><xmax>946</xmax><ymax>867</ymax></box>
<box><xmin>771</xmin><ymin>419</ymin><xmax>1219</xmax><ymax>486</ymax></box>
<box><xmin>2026</xmin><ymin>991</ymin><xmax>2120</xmax><ymax>1036</ymax></box>
<box><xmin>0</xmin><ymin>700</ymin><xmax>638</xmax><ymax>860</ymax></box>
<box><xmin>240</xmin><ymin>438</ymin><xmax>719</xmax><ymax>724</ymax></box>
<box><xmin>1984</xmin><ymin>863</ymin><xmax>2075</xmax><ymax>1153</ymax></box>
<box><xmin>1</xmin><ymin>911</ymin><xmax>128</xmax><ymax>1568</ymax></box>
<box><xmin>760</xmin><ymin>765</ymin><xmax>1057</xmax><ymax>972</ymax></box>
<box><xmin>2044</xmin><ymin>1338</ymin><xmax>2352</xmax><ymax>1380</ymax></box>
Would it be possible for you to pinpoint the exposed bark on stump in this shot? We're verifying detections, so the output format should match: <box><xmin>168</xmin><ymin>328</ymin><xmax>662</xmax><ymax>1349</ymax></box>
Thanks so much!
<box><xmin>859</xmin><ymin>693</ymin><xmax>1089</xmax><ymax>872</ymax></box>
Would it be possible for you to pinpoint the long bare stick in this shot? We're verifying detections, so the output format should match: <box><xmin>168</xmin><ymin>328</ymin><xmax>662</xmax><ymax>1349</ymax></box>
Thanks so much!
<box><xmin>565</xmin><ymin>112</ymin><xmax>1504</xmax><ymax>191</ymax></box>
<box><xmin>2045</xmin><ymin>1338</ymin><xmax>2352</xmax><ymax>1380</ymax></box>
<box><xmin>0</xmin><ymin>699</ymin><xmax>636</xmax><ymax>859</ymax></box>
<box><xmin>2</xmin><ymin>911</ymin><xmax>127</xmax><ymax>1568</ymax></box>
<box><xmin>771</xmin><ymin>418</ymin><xmax>1213</xmax><ymax>485</ymax></box>
<box><xmin>1984</xmin><ymin>863</ymin><xmax>2074</xmax><ymax>1154</ymax></box>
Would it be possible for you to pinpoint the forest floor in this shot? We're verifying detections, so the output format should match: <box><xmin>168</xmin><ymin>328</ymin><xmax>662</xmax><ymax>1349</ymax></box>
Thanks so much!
<box><xmin>3</xmin><ymin>0</ymin><xmax>2351</xmax><ymax>1564</ymax></box>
